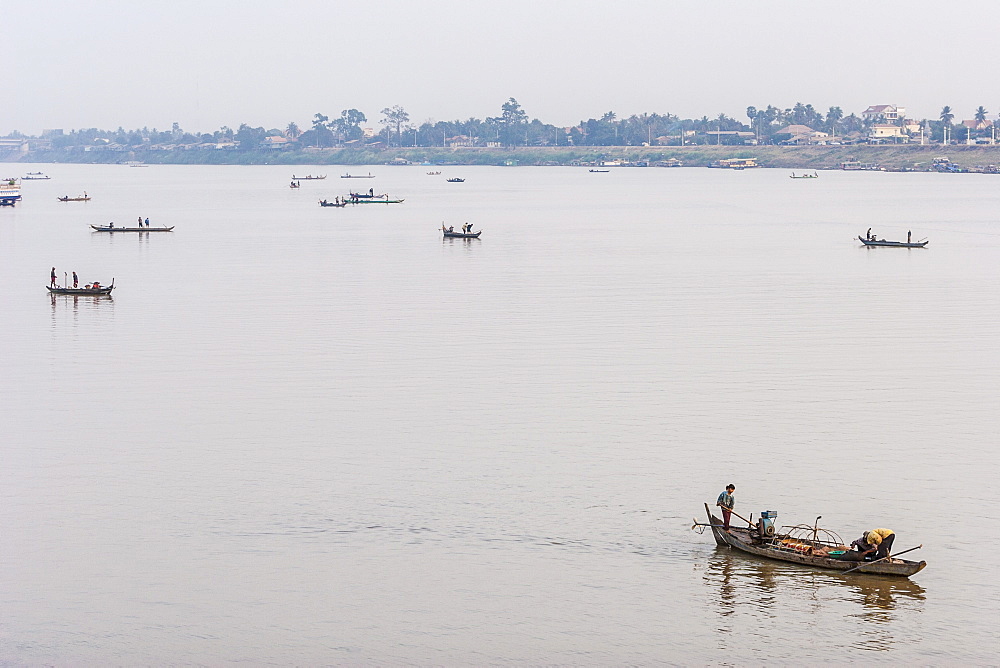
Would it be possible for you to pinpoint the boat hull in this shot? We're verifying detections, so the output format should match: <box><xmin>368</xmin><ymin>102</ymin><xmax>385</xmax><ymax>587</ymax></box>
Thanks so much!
<box><xmin>443</xmin><ymin>231</ymin><xmax>482</xmax><ymax>238</ymax></box>
<box><xmin>47</xmin><ymin>285</ymin><xmax>114</xmax><ymax>295</ymax></box>
<box><xmin>91</xmin><ymin>226</ymin><xmax>174</xmax><ymax>232</ymax></box>
<box><xmin>704</xmin><ymin>504</ymin><xmax>925</xmax><ymax>577</ymax></box>
<box><xmin>345</xmin><ymin>199</ymin><xmax>404</xmax><ymax>204</ymax></box>
<box><xmin>859</xmin><ymin>236</ymin><xmax>927</xmax><ymax>247</ymax></box>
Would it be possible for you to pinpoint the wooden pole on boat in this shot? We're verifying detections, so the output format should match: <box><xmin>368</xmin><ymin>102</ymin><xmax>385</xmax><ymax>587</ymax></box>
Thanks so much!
<box><xmin>842</xmin><ymin>544</ymin><xmax>923</xmax><ymax>574</ymax></box>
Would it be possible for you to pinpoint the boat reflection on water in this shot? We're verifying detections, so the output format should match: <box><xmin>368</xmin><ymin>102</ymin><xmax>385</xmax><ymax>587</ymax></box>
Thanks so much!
<box><xmin>702</xmin><ymin>546</ymin><xmax>925</xmax><ymax>616</ymax></box>
<box><xmin>50</xmin><ymin>292</ymin><xmax>114</xmax><ymax>315</ymax></box>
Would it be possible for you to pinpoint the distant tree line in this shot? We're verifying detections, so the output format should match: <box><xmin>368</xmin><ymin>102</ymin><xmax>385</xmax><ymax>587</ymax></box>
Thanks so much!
<box><xmin>6</xmin><ymin>99</ymin><xmax>998</xmax><ymax>150</ymax></box>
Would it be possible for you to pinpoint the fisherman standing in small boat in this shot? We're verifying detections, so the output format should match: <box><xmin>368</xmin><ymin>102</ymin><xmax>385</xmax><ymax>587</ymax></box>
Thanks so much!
<box><xmin>50</xmin><ymin>267</ymin><xmax>57</xmax><ymax>287</ymax></box>
<box><xmin>717</xmin><ymin>484</ymin><xmax>736</xmax><ymax>531</ymax></box>
<box><xmin>72</xmin><ymin>271</ymin><xmax>78</xmax><ymax>288</ymax></box>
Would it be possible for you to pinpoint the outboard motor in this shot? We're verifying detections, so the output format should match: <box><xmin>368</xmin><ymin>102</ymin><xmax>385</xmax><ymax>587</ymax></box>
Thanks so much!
<box><xmin>758</xmin><ymin>510</ymin><xmax>777</xmax><ymax>539</ymax></box>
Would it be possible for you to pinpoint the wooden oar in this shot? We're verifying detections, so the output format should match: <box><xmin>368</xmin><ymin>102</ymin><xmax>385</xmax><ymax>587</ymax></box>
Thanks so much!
<box><xmin>842</xmin><ymin>544</ymin><xmax>923</xmax><ymax>574</ymax></box>
<box><xmin>718</xmin><ymin>507</ymin><xmax>753</xmax><ymax>526</ymax></box>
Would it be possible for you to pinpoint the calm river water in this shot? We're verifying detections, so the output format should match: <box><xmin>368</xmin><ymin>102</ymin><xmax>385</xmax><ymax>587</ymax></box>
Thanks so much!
<box><xmin>1</xmin><ymin>163</ymin><xmax>998</xmax><ymax>664</ymax></box>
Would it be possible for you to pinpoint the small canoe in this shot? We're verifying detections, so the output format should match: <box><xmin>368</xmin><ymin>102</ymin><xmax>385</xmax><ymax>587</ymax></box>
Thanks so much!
<box><xmin>701</xmin><ymin>504</ymin><xmax>926</xmax><ymax>577</ymax></box>
<box><xmin>292</xmin><ymin>175</ymin><xmax>326</xmax><ymax>180</ymax></box>
<box><xmin>48</xmin><ymin>280</ymin><xmax>114</xmax><ymax>295</ymax></box>
<box><xmin>319</xmin><ymin>200</ymin><xmax>348</xmax><ymax>207</ymax></box>
<box><xmin>91</xmin><ymin>225</ymin><xmax>174</xmax><ymax>232</ymax></box>
<box><xmin>443</xmin><ymin>230</ymin><xmax>481</xmax><ymax>238</ymax></box>
<box><xmin>341</xmin><ymin>173</ymin><xmax>374</xmax><ymax>178</ymax></box>
<box><xmin>446</xmin><ymin>178</ymin><xmax>465</xmax><ymax>182</ymax></box>
<box><xmin>589</xmin><ymin>169</ymin><xmax>609</xmax><ymax>173</ymax></box>
<box><xmin>58</xmin><ymin>195</ymin><xmax>91</xmax><ymax>202</ymax></box>
<box><xmin>23</xmin><ymin>173</ymin><xmax>51</xmax><ymax>180</ymax></box>
<box><xmin>349</xmin><ymin>192</ymin><xmax>386</xmax><ymax>199</ymax></box>
<box><xmin>859</xmin><ymin>236</ymin><xmax>927</xmax><ymax>247</ymax></box>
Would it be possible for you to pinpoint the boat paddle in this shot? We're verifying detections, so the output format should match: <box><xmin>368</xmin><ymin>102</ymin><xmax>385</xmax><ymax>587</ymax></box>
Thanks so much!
<box><xmin>842</xmin><ymin>544</ymin><xmax>923</xmax><ymax>574</ymax></box>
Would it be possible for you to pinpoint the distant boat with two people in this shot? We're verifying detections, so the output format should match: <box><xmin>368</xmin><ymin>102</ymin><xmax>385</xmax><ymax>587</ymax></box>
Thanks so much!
<box><xmin>790</xmin><ymin>172</ymin><xmax>819</xmax><ymax>179</ymax></box>
<box><xmin>442</xmin><ymin>223</ymin><xmax>481</xmax><ymax>238</ymax></box>
<box><xmin>341</xmin><ymin>173</ymin><xmax>374</xmax><ymax>179</ymax></box>
<box><xmin>292</xmin><ymin>174</ymin><xmax>326</xmax><ymax>180</ymax></box>
<box><xmin>58</xmin><ymin>192</ymin><xmax>91</xmax><ymax>202</ymax></box>
<box><xmin>91</xmin><ymin>221</ymin><xmax>174</xmax><ymax>232</ymax></box>
<box><xmin>23</xmin><ymin>171</ymin><xmax>51</xmax><ymax>180</ymax></box>
<box><xmin>860</xmin><ymin>228</ymin><xmax>927</xmax><ymax>247</ymax></box>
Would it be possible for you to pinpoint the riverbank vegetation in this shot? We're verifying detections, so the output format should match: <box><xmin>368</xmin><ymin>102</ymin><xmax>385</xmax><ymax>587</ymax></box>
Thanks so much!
<box><xmin>4</xmin><ymin>98</ymin><xmax>1000</xmax><ymax>169</ymax></box>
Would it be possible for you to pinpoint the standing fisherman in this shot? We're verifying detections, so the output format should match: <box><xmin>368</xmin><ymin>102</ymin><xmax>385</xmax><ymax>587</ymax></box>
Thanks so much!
<box><xmin>72</xmin><ymin>271</ymin><xmax>78</xmax><ymax>288</ymax></box>
<box><xmin>50</xmin><ymin>267</ymin><xmax>57</xmax><ymax>287</ymax></box>
<box><xmin>717</xmin><ymin>484</ymin><xmax>736</xmax><ymax>531</ymax></box>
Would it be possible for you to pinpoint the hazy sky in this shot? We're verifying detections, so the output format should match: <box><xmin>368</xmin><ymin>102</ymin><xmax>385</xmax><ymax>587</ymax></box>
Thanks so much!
<box><xmin>4</xmin><ymin>0</ymin><xmax>999</xmax><ymax>135</ymax></box>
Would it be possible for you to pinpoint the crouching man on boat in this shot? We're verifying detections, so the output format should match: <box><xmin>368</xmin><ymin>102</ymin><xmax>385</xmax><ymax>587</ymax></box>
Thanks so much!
<box><xmin>851</xmin><ymin>528</ymin><xmax>895</xmax><ymax>560</ymax></box>
<box><xmin>717</xmin><ymin>484</ymin><xmax>736</xmax><ymax>531</ymax></box>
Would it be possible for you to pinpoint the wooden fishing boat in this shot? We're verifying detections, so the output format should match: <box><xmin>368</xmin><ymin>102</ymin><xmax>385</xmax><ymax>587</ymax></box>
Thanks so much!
<box><xmin>349</xmin><ymin>192</ymin><xmax>386</xmax><ymax>199</ymax></box>
<box><xmin>47</xmin><ymin>280</ymin><xmax>114</xmax><ymax>295</ymax></box>
<box><xmin>292</xmin><ymin>174</ymin><xmax>326</xmax><ymax>180</ymax></box>
<box><xmin>345</xmin><ymin>197</ymin><xmax>404</xmax><ymax>204</ymax></box>
<box><xmin>701</xmin><ymin>504</ymin><xmax>926</xmax><ymax>577</ymax></box>
<box><xmin>589</xmin><ymin>169</ymin><xmax>610</xmax><ymax>173</ymax></box>
<box><xmin>341</xmin><ymin>173</ymin><xmax>374</xmax><ymax>178</ymax></box>
<box><xmin>443</xmin><ymin>229</ymin><xmax>482</xmax><ymax>238</ymax></box>
<box><xmin>446</xmin><ymin>177</ymin><xmax>465</xmax><ymax>182</ymax></box>
<box><xmin>289</xmin><ymin>181</ymin><xmax>301</xmax><ymax>189</ymax></box>
<box><xmin>859</xmin><ymin>236</ymin><xmax>928</xmax><ymax>248</ymax></box>
<box><xmin>790</xmin><ymin>172</ymin><xmax>819</xmax><ymax>178</ymax></box>
<box><xmin>319</xmin><ymin>199</ymin><xmax>347</xmax><ymax>207</ymax></box>
<box><xmin>58</xmin><ymin>194</ymin><xmax>91</xmax><ymax>202</ymax></box>
<box><xmin>23</xmin><ymin>172</ymin><xmax>51</xmax><ymax>180</ymax></box>
<box><xmin>91</xmin><ymin>225</ymin><xmax>174</xmax><ymax>232</ymax></box>
<box><xmin>426</xmin><ymin>171</ymin><xmax>441</xmax><ymax>175</ymax></box>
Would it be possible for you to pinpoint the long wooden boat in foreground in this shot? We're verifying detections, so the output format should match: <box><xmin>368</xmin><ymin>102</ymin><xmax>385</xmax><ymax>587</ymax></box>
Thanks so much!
<box><xmin>47</xmin><ymin>280</ymin><xmax>114</xmax><ymax>295</ymax></box>
<box><xmin>701</xmin><ymin>504</ymin><xmax>926</xmax><ymax>577</ymax></box>
<box><xmin>319</xmin><ymin>199</ymin><xmax>347</xmax><ymax>207</ymax></box>
<box><xmin>58</xmin><ymin>195</ymin><xmax>91</xmax><ymax>202</ymax></box>
<box><xmin>91</xmin><ymin>225</ymin><xmax>174</xmax><ymax>232</ymax></box>
<box><xmin>443</xmin><ymin>229</ymin><xmax>482</xmax><ymax>238</ymax></box>
<box><xmin>859</xmin><ymin>236</ymin><xmax>928</xmax><ymax>248</ymax></box>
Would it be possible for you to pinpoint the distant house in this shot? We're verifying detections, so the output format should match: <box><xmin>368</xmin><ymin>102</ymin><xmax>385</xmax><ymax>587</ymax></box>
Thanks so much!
<box><xmin>869</xmin><ymin>124</ymin><xmax>906</xmax><ymax>141</ymax></box>
<box><xmin>960</xmin><ymin>119</ymin><xmax>992</xmax><ymax>131</ymax></box>
<box><xmin>263</xmin><ymin>136</ymin><xmax>292</xmax><ymax>149</ymax></box>
<box><xmin>447</xmin><ymin>135</ymin><xmax>474</xmax><ymax>147</ymax></box>
<box><xmin>776</xmin><ymin>125</ymin><xmax>828</xmax><ymax>144</ymax></box>
<box><xmin>862</xmin><ymin>105</ymin><xmax>905</xmax><ymax>122</ymax></box>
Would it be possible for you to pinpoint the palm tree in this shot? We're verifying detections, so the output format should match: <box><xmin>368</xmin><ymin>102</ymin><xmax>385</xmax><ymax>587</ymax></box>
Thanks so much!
<box><xmin>939</xmin><ymin>106</ymin><xmax>954</xmax><ymax>125</ymax></box>
<box><xmin>974</xmin><ymin>106</ymin><xmax>989</xmax><ymax>125</ymax></box>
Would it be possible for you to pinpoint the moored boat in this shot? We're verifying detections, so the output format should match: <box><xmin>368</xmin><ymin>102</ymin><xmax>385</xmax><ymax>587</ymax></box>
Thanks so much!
<box><xmin>699</xmin><ymin>504</ymin><xmax>926</xmax><ymax>577</ymax></box>
<box><xmin>23</xmin><ymin>171</ymin><xmax>51</xmax><ymax>180</ymax></box>
<box><xmin>58</xmin><ymin>193</ymin><xmax>91</xmax><ymax>202</ymax></box>
<box><xmin>319</xmin><ymin>199</ymin><xmax>347</xmax><ymax>207</ymax></box>
<box><xmin>589</xmin><ymin>169</ymin><xmax>610</xmax><ymax>173</ymax></box>
<box><xmin>1</xmin><ymin>177</ymin><xmax>22</xmax><ymax>205</ymax></box>
<box><xmin>292</xmin><ymin>174</ymin><xmax>326</xmax><ymax>180</ymax></box>
<box><xmin>349</xmin><ymin>191</ymin><xmax>386</xmax><ymax>199</ymax></box>
<box><xmin>341</xmin><ymin>173</ymin><xmax>374</xmax><ymax>178</ymax></box>
<box><xmin>446</xmin><ymin>177</ymin><xmax>465</xmax><ymax>182</ymax></box>
<box><xmin>91</xmin><ymin>224</ymin><xmax>174</xmax><ymax>232</ymax></box>
<box><xmin>443</xmin><ymin>230</ymin><xmax>482</xmax><ymax>238</ymax></box>
<box><xmin>47</xmin><ymin>279</ymin><xmax>114</xmax><ymax>295</ymax></box>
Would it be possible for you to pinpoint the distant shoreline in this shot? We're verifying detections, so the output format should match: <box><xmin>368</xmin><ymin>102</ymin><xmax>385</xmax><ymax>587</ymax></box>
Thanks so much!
<box><xmin>6</xmin><ymin>144</ymin><xmax>1000</xmax><ymax>171</ymax></box>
